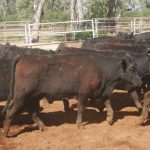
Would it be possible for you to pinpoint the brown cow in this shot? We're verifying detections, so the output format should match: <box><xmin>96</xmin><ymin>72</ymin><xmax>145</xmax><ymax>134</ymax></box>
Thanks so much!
<box><xmin>3</xmin><ymin>53</ymin><xmax>141</xmax><ymax>137</ymax></box>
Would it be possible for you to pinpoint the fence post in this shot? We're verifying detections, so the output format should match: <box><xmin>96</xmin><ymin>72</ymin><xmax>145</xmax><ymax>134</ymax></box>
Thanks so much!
<box><xmin>92</xmin><ymin>19</ymin><xmax>95</xmax><ymax>38</ymax></box>
<box><xmin>28</xmin><ymin>24</ymin><xmax>32</xmax><ymax>45</ymax></box>
<box><xmin>133</xmin><ymin>17</ymin><xmax>136</xmax><ymax>34</ymax></box>
<box><xmin>4</xmin><ymin>22</ymin><xmax>6</xmax><ymax>42</ymax></box>
<box><xmin>24</xmin><ymin>24</ymin><xmax>28</xmax><ymax>45</ymax></box>
<box><xmin>141</xmin><ymin>18</ymin><xmax>143</xmax><ymax>33</ymax></box>
<box><xmin>94</xmin><ymin>18</ymin><xmax>98</xmax><ymax>37</ymax></box>
<box><xmin>70</xmin><ymin>20</ymin><xmax>75</xmax><ymax>40</ymax></box>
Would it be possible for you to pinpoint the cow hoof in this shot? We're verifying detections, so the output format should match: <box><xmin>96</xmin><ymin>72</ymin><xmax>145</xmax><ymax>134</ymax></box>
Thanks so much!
<box><xmin>40</xmin><ymin>126</ymin><xmax>48</xmax><ymax>132</ymax></box>
<box><xmin>107</xmin><ymin>118</ymin><xmax>113</xmax><ymax>125</ymax></box>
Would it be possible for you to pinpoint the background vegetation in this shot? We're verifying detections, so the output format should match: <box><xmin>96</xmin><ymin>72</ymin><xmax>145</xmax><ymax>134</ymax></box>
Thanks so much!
<box><xmin>0</xmin><ymin>0</ymin><xmax>150</xmax><ymax>22</ymax></box>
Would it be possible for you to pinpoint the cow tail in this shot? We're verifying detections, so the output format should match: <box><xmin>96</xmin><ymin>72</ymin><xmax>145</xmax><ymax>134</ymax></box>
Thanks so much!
<box><xmin>7</xmin><ymin>55</ymin><xmax>21</xmax><ymax>100</ymax></box>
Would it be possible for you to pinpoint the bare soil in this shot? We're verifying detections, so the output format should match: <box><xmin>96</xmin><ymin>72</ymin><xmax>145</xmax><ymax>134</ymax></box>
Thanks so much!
<box><xmin>0</xmin><ymin>93</ymin><xmax>150</xmax><ymax>150</ymax></box>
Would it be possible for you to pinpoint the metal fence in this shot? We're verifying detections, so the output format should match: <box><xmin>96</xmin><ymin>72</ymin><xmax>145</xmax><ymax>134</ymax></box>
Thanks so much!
<box><xmin>0</xmin><ymin>17</ymin><xmax>150</xmax><ymax>50</ymax></box>
<box><xmin>0</xmin><ymin>22</ymin><xmax>28</xmax><ymax>43</ymax></box>
<box><xmin>27</xmin><ymin>20</ymin><xmax>95</xmax><ymax>44</ymax></box>
<box><xmin>94</xmin><ymin>17</ymin><xmax>150</xmax><ymax>37</ymax></box>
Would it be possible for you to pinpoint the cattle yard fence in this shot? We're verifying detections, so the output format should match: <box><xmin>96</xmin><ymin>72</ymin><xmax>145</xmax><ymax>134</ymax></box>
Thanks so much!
<box><xmin>28</xmin><ymin>20</ymin><xmax>95</xmax><ymax>44</ymax></box>
<box><xmin>94</xmin><ymin>17</ymin><xmax>150</xmax><ymax>37</ymax></box>
<box><xmin>0</xmin><ymin>17</ymin><xmax>150</xmax><ymax>50</ymax></box>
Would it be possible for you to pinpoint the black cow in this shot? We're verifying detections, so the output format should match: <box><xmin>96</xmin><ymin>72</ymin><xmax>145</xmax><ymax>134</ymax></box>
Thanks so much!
<box><xmin>0</xmin><ymin>43</ymin><xmax>54</xmax><ymax>59</ymax></box>
<box><xmin>94</xmin><ymin>43</ymin><xmax>148</xmax><ymax>52</ymax></box>
<box><xmin>81</xmin><ymin>36</ymin><xmax>150</xmax><ymax>52</ymax></box>
<box><xmin>57</xmin><ymin>39</ymin><xmax>148</xmax><ymax>57</ymax></box>
<box><xmin>116</xmin><ymin>32</ymin><xmax>134</xmax><ymax>40</ymax></box>
<box><xmin>81</xmin><ymin>36</ymin><xmax>136</xmax><ymax>50</ymax></box>
<box><xmin>0</xmin><ymin>43</ymin><xmax>55</xmax><ymax>116</ymax></box>
<box><xmin>58</xmin><ymin>46</ymin><xmax>149</xmax><ymax>54</ymax></box>
<box><xmin>3</xmin><ymin>53</ymin><xmax>141</xmax><ymax>137</ymax></box>
<box><xmin>133</xmin><ymin>32</ymin><xmax>150</xmax><ymax>47</ymax></box>
<box><xmin>58</xmin><ymin>47</ymin><xmax>150</xmax><ymax>110</ymax></box>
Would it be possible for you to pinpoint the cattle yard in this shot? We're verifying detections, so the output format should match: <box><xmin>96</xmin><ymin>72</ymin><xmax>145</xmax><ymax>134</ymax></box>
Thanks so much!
<box><xmin>0</xmin><ymin>43</ymin><xmax>150</xmax><ymax>150</ymax></box>
<box><xmin>0</xmin><ymin>17</ymin><xmax>150</xmax><ymax>150</ymax></box>
<box><xmin>0</xmin><ymin>17</ymin><xmax>150</xmax><ymax>50</ymax></box>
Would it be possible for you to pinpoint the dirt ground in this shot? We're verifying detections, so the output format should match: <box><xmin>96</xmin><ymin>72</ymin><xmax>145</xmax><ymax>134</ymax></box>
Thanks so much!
<box><xmin>0</xmin><ymin>93</ymin><xmax>150</xmax><ymax>150</ymax></box>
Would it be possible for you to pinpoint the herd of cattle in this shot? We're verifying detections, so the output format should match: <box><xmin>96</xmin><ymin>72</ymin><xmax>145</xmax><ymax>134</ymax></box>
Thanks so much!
<box><xmin>0</xmin><ymin>32</ymin><xmax>150</xmax><ymax>137</ymax></box>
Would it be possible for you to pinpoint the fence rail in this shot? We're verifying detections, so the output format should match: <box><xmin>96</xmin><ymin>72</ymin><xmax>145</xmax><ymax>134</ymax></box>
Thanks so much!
<box><xmin>94</xmin><ymin>17</ymin><xmax>150</xmax><ymax>37</ymax></box>
<box><xmin>0</xmin><ymin>17</ymin><xmax>150</xmax><ymax>49</ymax></box>
<box><xmin>27</xmin><ymin>20</ymin><xmax>95</xmax><ymax>44</ymax></box>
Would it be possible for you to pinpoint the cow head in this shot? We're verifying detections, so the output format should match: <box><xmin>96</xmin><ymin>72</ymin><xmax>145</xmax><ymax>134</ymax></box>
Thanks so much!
<box><xmin>120</xmin><ymin>53</ymin><xmax>142</xmax><ymax>87</ymax></box>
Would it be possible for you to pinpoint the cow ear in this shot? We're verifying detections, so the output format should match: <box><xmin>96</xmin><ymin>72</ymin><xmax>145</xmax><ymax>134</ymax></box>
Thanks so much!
<box><xmin>122</xmin><ymin>59</ymin><xmax>127</xmax><ymax>73</ymax></box>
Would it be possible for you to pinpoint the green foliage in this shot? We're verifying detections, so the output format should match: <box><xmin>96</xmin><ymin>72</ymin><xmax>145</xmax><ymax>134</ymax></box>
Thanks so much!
<box><xmin>16</xmin><ymin>0</ymin><xmax>33</xmax><ymax>20</ymax></box>
<box><xmin>2</xmin><ymin>14</ymin><xmax>19</xmax><ymax>21</ymax></box>
<box><xmin>0</xmin><ymin>0</ymin><xmax>33</xmax><ymax>21</ymax></box>
<box><xmin>65</xmin><ymin>32</ymin><xmax>92</xmax><ymax>40</ymax></box>
<box><xmin>43</xmin><ymin>10</ymin><xmax>70</xmax><ymax>22</ymax></box>
<box><xmin>73</xmin><ymin>32</ymin><xmax>92</xmax><ymax>40</ymax></box>
<box><xmin>0</xmin><ymin>0</ymin><xmax>150</xmax><ymax>22</ymax></box>
<box><xmin>86</xmin><ymin>0</ymin><xmax>108</xmax><ymax>19</ymax></box>
<box><xmin>122</xmin><ymin>8</ymin><xmax>150</xmax><ymax>17</ymax></box>
<box><xmin>42</xmin><ymin>0</ymin><xmax>70</xmax><ymax>22</ymax></box>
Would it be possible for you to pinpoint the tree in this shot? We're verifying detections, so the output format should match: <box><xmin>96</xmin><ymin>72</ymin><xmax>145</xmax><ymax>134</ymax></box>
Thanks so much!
<box><xmin>0</xmin><ymin>0</ymin><xmax>7</xmax><ymax>18</ymax></box>
<box><xmin>107</xmin><ymin>0</ymin><xmax>116</xmax><ymax>17</ymax></box>
<box><xmin>32</xmin><ymin>0</ymin><xmax>46</xmax><ymax>42</ymax></box>
<box><xmin>0</xmin><ymin>0</ymin><xmax>17</xmax><ymax>20</ymax></box>
<box><xmin>86</xmin><ymin>0</ymin><xmax>108</xmax><ymax>18</ymax></box>
<box><xmin>70</xmin><ymin>0</ymin><xmax>84</xmax><ymax>20</ymax></box>
<box><xmin>77</xmin><ymin>0</ymin><xmax>83</xmax><ymax>20</ymax></box>
<box><xmin>71</xmin><ymin>0</ymin><xmax>75</xmax><ymax>21</ymax></box>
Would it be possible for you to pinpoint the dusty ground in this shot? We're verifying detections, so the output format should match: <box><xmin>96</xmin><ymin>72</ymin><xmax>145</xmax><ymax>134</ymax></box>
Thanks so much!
<box><xmin>0</xmin><ymin>93</ymin><xmax>150</xmax><ymax>150</ymax></box>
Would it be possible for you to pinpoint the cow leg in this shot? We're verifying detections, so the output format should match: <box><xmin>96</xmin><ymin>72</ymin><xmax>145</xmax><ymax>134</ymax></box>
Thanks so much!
<box><xmin>0</xmin><ymin>100</ymin><xmax>11</xmax><ymax>121</ymax></box>
<box><xmin>76</xmin><ymin>96</ymin><xmax>86</xmax><ymax>129</ymax></box>
<box><xmin>129</xmin><ymin>90</ymin><xmax>142</xmax><ymax>110</ymax></box>
<box><xmin>31</xmin><ymin>111</ymin><xmax>47</xmax><ymax>131</ymax></box>
<box><xmin>25</xmin><ymin>99</ymin><xmax>47</xmax><ymax>131</ymax></box>
<box><xmin>139</xmin><ymin>91</ymin><xmax>150</xmax><ymax>125</ymax></box>
<box><xmin>104</xmin><ymin>99</ymin><xmax>114</xmax><ymax>125</ymax></box>
<box><xmin>63</xmin><ymin>99</ymin><xmax>70</xmax><ymax>112</ymax></box>
<box><xmin>96</xmin><ymin>98</ymin><xmax>105</xmax><ymax>112</ymax></box>
<box><xmin>30</xmin><ymin>101</ymin><xmax>47</xmax><ymax>131</ymax></box>
<box><xmin>3</xmin><ymin>99</ymin><xmax>24</xmax><ymax>137</ymax></box>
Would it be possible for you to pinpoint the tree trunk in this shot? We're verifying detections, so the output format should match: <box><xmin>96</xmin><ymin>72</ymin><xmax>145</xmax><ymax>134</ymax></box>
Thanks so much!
<box><xmin>1</xmin><ymin>0</ymin><xmax>7</xmax><ymax>18</ymax></box>
<box><xmin>107</xmin><ymin>0</ymin><xmax>116</xmax><ymax>17</ymax></box>
<box><xmin>32</xmin><ymin>0</ymin><xmax>46</xmax><ymax>43</ymax></box>
<box><xmin>77</xmin><ymin>0</ymin><xmax>83</xmax><ymax>20</ymax></box>
<box><xmin>5</xmin><ymin>0</ymin><xmax>16</xmax><ymax>15</ymax></box>
<box><xmin>71</xmin><ymin>0</ymin><xmax>75</xmax><ymax>21</ymax></box>
<box><xmin>107</xmin><ymin>0</ymin><xmax>117</xmax><ymax>33</ymax></box>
